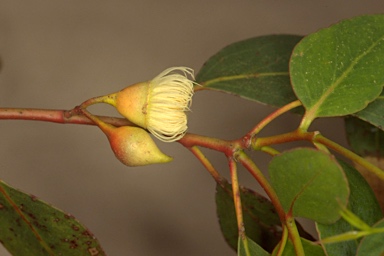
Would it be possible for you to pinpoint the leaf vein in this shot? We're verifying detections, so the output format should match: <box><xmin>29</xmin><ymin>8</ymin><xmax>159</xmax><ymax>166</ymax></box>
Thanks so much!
<box><xmin>0</xmin><ymin>183</ymin><xmax>55</xmax><ymax>255</ymax></box>
<box><xmin>201</xmin><ymin>72</ymin><xmax>289</xmax><ymax>87</ymax></box>
<box><xmin>310</xmin><ymin>34</ymin><xmax>384</xmax><ymax>115</ymax></box>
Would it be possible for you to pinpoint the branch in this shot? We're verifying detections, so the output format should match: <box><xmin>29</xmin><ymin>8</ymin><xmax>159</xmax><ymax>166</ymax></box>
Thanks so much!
<box><xmin>0</xmin><ymin>108</ymin><xmax>132</xmax><ymax>127</ymax></box>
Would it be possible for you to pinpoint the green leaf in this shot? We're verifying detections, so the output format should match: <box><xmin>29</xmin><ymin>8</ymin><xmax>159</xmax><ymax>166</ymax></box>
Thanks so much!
<box><xmin>357</xmin><ymin>219</ymin><xmax>384</xmax><ymax>255</ymax></box>
<box><xmin>269</xmin><ymin>148</ymin><xmax>349</xmax><ymax>224</ymax></box>
<box><xmin>316</xmin><ymin>161</ymin><xmax>382</xmax><ymax>256</ymax></box>
<box><xmin>272</xmin><ymin>238</ymin><xmax>325</xmax><ymax>256</ymax></box>
<box><xmin>238</xmin><ymin>236</ymin><xmax>270</xmax><ymax>256</ymax></box>
<box><xmin>215</xmin><ymin>180</ymin><xmax>281</xmax><ymax>253</ymax></box>
<box><xmin>344</xmin><ymin>116</ymin><xmax>384</xmax><ymax>214</ymax></box>
<box><xmin>290</xmin><ymin>15</ymin><xmax>384</xmax><ymax>119</ymax></box>
<box><xmin>196</xmin><ymin>35</ymin><xmax>302</xmax><ymax>107</ymax></box>
<box><xmin>0</xmin><ymin>180</ymin><xmax>106</xmax><ymax>256</ymax></box>
<box><xmin>345</xmin><ymin>116</ymin><xmax>384</xmax><ymax>156</ymax></box>
<box><xmin>354</xmin><ymin>89</ymin><xmax>384</xmax><ymax>130</ymax></box>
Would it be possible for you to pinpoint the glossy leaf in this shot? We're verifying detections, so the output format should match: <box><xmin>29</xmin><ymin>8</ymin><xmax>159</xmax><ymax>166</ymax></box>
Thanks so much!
<box><xmin>357</xmin><ymin>219</ymin><xmax>384</xmax><ymax>255</ymax></box>
<box><xmin>238</xmin><ymin>236</ymin><xmax>270</xmax><ymax>256</ymax></box>
<box><xmin>272</xmin><ymin>238</ymin><xmax>325</xmax><ymax>256</ymax></box>
<box><xmin>290</xmin><ymin>15</ymin><xmax>384</xmax><ymax>119</ymax></box>
<box><xmin>345</xmin><ymin>116</ymin><xmax>384</xmax><ymax>156</ymax></box>
<box><xmin>196</xmin><ymin>35</ymin><xmax>302</xmax><ymax>107</ymax></box>
<box><xmin>316</xmin><ymin>160</ymin><xmax>382</xmax><ymax>256</ymax></box>
<box><xmin>269</xmin><ymin>148</ymin><xmax>349</xmax><ymax>224</ymax></box>
<box><xmin>0</xmin><ymin>180</ymin><xmax>105</xmax><ymax>256</ymax></box>
<box><xmin>215</xmin><ymin>180</ymin><xmax>281</xmax><ymax>252</ymax></box>
<box><xmin>354</xmin><ymin>90</ymin><xmax>384</xmax><ymax>130</ymax></box>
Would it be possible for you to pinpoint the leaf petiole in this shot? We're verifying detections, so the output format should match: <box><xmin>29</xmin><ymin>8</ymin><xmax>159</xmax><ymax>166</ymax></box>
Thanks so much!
<box><xmin>275</xmin><ymin>226</ymin><xmax>288</xmax><ymax>256</ymax></box>
<box><xmin>248</xmin><ymin>100</ymin><xmax>302</xmax><ymax>137</ymax></box>
<box><xmin>188</xmin><ymin>146</ymin><xmax>224</xmax><ymax>184</ymax></box>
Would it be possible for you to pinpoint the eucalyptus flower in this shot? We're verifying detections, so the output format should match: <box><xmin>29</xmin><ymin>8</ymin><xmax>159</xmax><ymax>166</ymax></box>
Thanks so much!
<box><xmin>112</xmin><ymin>67</ymin><xmax>195</xmax><ymax>142</ymax></box>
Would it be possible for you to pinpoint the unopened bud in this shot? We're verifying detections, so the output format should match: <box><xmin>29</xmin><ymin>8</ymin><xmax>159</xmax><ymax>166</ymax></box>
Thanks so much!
<box><xmin>107</xmin><ymin>126</ymin><xmax>173</xmax><ymax>166</ymax></box>
<box><xmin>81</xmin><ymin>109</ymin><xmax>172</xmax><ymax>166</ymax></box>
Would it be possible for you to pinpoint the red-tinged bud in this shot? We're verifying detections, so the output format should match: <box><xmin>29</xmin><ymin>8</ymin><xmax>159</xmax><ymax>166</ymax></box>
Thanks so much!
<box><xmin>106</xmin><ymin>126</ymin><xmax>173</xmax><ymax>166</ymax></box>
<box><xmin>81</xmin><ymin>109</ymin><xmax>172</xmax><ymax>167</ymax></box>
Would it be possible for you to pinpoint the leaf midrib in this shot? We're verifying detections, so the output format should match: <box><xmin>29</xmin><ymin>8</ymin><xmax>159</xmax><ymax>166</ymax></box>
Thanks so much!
<box><xmin>308</xmin><ymin>34</ymin><xmax>384</xmax><ymax>117</ymax></box>
<box><xmin>0</xmin><ymin>183</ymin><xmax>55</xmax><ymax>255</ymax></box>
<box><xmin>288</xmin><ymin>168</ymin><xmax>322</xmax><ymax>215</ymax></box>
<box><xmin>201</xmin><ymin>72</ymin><xmax>289</xmax><ymax>87</ymax></box>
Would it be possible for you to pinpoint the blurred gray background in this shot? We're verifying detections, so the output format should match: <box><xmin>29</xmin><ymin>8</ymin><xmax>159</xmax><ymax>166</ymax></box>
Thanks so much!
<box><xmin>1</xmin><ymin>1</ymin><xmax>383</xmax><ymax>255</ymax></box>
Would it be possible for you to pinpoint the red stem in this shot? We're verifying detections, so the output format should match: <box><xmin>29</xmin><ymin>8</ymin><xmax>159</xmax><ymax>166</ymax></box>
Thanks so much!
<box><xmin>0</xmin><ymin>107</ymin><xmax>239</xmax><ymax>156</ymax></box>
<box><xmin>252</xmin><ymin>129</ymin><xmax>317</xmax><ymax>149</ymax></box>
<box><xmin>178</xmin><ymin>133</ymin><xmax>238</xmax><ymax>155</ymax></box>
<box><xmin>0</xmin><ymin>107</ymin><xmax>132</xmax><ymax>127</ymax></box>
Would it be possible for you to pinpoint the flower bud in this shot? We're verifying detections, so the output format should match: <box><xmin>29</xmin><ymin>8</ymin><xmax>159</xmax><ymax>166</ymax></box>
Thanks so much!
<box><xmin>107</xmin><ymin>126</ymin><xmax>173</xmax><ymax>166</ymax></box>
<box><xmin>81</xmin><ymin>109</ymin><xmax>172</xmax><ymax>166</ymax></box>
<box><xmin>110</xmin><ymin>67</ymin><xmax>195</xmax><ymax>142</ymax></box>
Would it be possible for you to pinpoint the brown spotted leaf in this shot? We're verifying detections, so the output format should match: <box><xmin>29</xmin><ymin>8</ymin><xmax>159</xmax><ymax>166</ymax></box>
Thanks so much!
<box><xmin>0</xmin><ymin>179</ymin><xmax>106</xmax><ymax>256</ymax></box>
